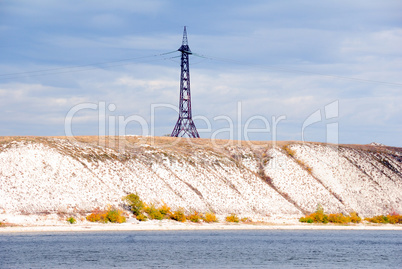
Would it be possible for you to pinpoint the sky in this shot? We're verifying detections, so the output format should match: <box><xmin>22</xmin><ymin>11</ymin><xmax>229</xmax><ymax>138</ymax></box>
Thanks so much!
<box><xmin>1</xmin><ymin>0</ymin><xmax>401</xmax><ymax>146</ymax></box>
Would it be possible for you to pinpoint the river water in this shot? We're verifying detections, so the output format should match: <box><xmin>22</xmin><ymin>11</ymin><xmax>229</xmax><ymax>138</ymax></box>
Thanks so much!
<box><xmin>0</xmin><ymin>230</ymin><xmax>401</xmax><ymax>268</ymax></box>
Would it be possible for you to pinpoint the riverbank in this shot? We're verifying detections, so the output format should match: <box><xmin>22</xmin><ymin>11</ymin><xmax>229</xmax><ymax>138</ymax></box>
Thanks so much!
<box><xmin>1</xmin><ymin>220</ymin><xmax>401</xmax><ymax>233</ymax></box>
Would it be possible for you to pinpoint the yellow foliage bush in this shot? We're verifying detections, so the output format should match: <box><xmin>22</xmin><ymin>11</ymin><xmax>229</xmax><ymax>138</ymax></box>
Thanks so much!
<box><xmin>169</xmin><ymin>208</ymin><xmax>186</xmax><ymax>222</ymax></box>
<box><xmin>365</xmin><ymin>214</ymin><xmax>402</xmax><ymax>224</ymax></box>
<box><xmin>86</xmin><ymin>207</ymin><xmax>126</xmax><ymax>223</ymax></box>
<box><xmin>136</xmin><ymin>213</ymin><xmax>148</xmax><ymax>221</ymax></box>
<box><xmin>203</xmin><ymin>212</ymin><xmax>218</xmax><ymax>223</ymax></box>
<box><xmin>387</xmin><ymin>214</ymin><xmax>402</xmax><ymax>224</ymax></box>
<box><xmin>349</xmin><ymin>212</ymin><xmax>362</xmax><ymax>223</ymax></box>
<box><xmin>158</xmin><ymin>203</ymin><xmax>171</xmax><ymax>217</ymax></box>
<box><xmin>106</xmin><ymin>208</ymin><xmax>126</xmax><ymax>223</ymax></box>
<box><xmin>187</xmin><ymin>211</ymin><xmax>202</xmax><ymax>223</ymax></box>
<box><xmin>86</xmin><ymin>208</ymin><xmax>108</xmax><ymax>223</ymax></box>
<box><xmin>226</xmin><ymin>214</ymin><xmax>239</xmax><ymax>223</ymax></box>
<box><xmin>300</xmin><ymin>206</ymin><xmax>362</xmax><ymax>224</ymax></box>
<box><xmin>144</xmin><ymin>204</ymin><xmax>164</xmax><ymax>220</ymax></box>
<box><xmin>300</xmin><ymin>211</ymin><xmax>328</xmax><ymax>223</ymax></box>
<box><xmin>328</xmin><ymin>213</ymin><xmax>350</xmax><ymax>224</ymax></box>
<box><xmin>123</xmin><ymin>193</ymin><xmax>173</xmax><ymax>221</ymax></box>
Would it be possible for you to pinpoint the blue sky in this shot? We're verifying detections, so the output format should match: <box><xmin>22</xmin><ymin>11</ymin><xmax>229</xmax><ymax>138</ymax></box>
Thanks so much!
<box><xmin>1</xmin><ymin>0</ymin><xmax>401</xmax><ymax>146</ymax></box>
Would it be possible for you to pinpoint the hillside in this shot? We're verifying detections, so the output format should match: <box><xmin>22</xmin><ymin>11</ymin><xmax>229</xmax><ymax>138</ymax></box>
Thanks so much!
<box><xmin>0</xmin><ymin>136</ymin><xmax>401</xmax><ymax>223</ymax></box>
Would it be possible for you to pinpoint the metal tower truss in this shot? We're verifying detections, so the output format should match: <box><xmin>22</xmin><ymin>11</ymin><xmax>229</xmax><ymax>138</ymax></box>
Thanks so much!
<box><xmin>171</xmin><ymin>26</ymin><xmax>200</xmax><ymax>138</ymax></box>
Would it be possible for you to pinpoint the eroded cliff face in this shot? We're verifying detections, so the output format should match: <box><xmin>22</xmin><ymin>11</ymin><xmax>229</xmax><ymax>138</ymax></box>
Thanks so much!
<box><xmin>0</xmin><ymin>136</ymin><xmax>401</xmax><ymax>219</ymax></box>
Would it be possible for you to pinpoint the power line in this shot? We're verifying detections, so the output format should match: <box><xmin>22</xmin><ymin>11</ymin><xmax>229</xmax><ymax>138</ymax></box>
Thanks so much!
<box><xmin>0</xmin><ymin>56</ymin><xmax>181</xmax><ymax>80</ymax></box>
<box><xmin>193</xmin><ymin>53</ymin><xmax>402</xmax><ymax>87</ymax></box>
<box><xmin>1</xmin><ymin>49</ymin><xmax>401</xmax><ymax>88</ymax></box>
<box><xmin>0</xmin><ymin>51</ymin><xmax>178</xmax><ymax>80</ymax></box>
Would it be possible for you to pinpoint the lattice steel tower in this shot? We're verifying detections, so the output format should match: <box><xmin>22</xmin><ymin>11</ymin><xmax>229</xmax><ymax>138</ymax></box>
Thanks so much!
<box><xmin>171</xmin><ymin>26</ymin><xmax>200</xmax><ymax>138</ymax></box>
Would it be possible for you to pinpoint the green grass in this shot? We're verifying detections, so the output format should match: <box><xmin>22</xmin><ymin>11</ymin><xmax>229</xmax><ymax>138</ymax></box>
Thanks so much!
<box><xmin>67</xmin><ymin>217</ymin><xmax>76</xmax><ymax>224</ymax></box>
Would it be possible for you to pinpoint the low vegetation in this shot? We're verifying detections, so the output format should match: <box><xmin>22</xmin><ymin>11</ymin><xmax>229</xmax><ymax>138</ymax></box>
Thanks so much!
<box><xmin>283</xmin><ymin>145</ymin><xmax>296</xmax><ymax>157</ymax></box>
<box><xmin>66</xmin><ymin>217</ymin><xmax>76</xmax><ymax>224</ymax></box>
<box><xmin>365</xmin><ymin>214</ymin><xmax>402</xmax><ymax>224</ymax></box>
<box><xmin>283</xmin><ymin>145</ymin><xmax>312</xmax><ymax>173</ymax></box>
<box><xmin>87</xmin><ymin>193</ymin><xmax>402</xmax><ymax>226</ymax></box>
<box><xmin>187</xmin><ymin>211</ymin><xmax>202</xmax><ymax>223</ymax></box>
<box><xmin>94</xmin><ymin>194</ymin><xmax>399</xmax><ymax>226</ymax></box>
<box><xmin>241</xmin><ymin>217</ymin><xmax>253</xmax><ymax>223</ymax></box>
<box><xmin>226</xmin><ymin>213</ymin><xmax>240</xmax><ymax>223</ymax></box>
<box><xmin>158</xmin><ymin>203</ymin><xmax>172</xmax><ymax>216</ymax></box>
<box><xmin>169</xmin><ymin>208</ymin><xmax>187</xmax><ymax>222</ymax></box>
<box><xmin>123</xmin><ymin>194</ymin><xmax>173</xmax><ymax>221</ymax></box>
<box><xmin>144</xmin><ymin>204</ymin><xmax>164</xmax><ymax>220</ymax></box>
<box><xmin>86</xmin><ymin>206</ymin><xmax>126</xmax><ymax>223</ymax></box>
<box><xmin>202</xmin><ymin>212</ymin><xmax>218</xmax><ymax>223</ymax></box>
<box><xmin>0</xmin><ymin>221</ymin><xmax>15</xmax><ymax>227</ymax></box>
<box><xmin>135</xmin><ymin>213</ymin><xmax>148</xmax><ymax>221</ymax></box>
<box><xmin>121</xmin><ymin>193</ymin><xmax>221</xmax><ymax>223</ymax></box>
<box><xmin>300</xmin><ymin>205</ymin><xmax>402</xmax><ymax>225</ymax></box>
<box><xmin>299</xmin><ymin>205</ymin><xmax>362</xmax><ymax>224</ymax></box>
<box><xmin>122</xmin><ymin>193</ymin><xmax>144</xmax><ymax>216</ymax></box>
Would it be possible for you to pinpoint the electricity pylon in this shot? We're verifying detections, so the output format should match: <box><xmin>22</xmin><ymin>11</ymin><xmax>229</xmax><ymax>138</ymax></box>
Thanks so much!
<box><xmin>171</xmin><ymin>26</ymin><xmax>200</xmax><ymax>138</ymax></box>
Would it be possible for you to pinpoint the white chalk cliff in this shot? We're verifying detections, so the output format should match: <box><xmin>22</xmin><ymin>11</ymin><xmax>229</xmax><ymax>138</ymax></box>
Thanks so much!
<box><xmin>0</xmin><ymin>137</ymin><xmax>401</xmax><ymax>220</ymax></box>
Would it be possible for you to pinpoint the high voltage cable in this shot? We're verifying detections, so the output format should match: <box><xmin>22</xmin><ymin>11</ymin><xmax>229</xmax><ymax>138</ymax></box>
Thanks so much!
<box><xmin>0</xmin><ymin>56</ymin><xmax>180</xmax><ymax>80</ymax></box>
<box><xmin>192</xmin><ymin>53</ymin><xmax>402</xmax><ymax>87</ymax></box>
<box><xmin>1</xmin><ymin>49</ymin><xmax>401</xmax><ymax>88</ymax></box>
<box><xmin>0</xmin><ymin>51</ymin><xmax>178</xmax><ymax>80</ymax></box>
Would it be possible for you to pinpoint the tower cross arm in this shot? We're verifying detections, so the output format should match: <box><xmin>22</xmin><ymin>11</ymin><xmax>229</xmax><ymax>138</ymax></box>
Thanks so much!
<box><xmin>178</xmin><ymin>26</ymin><xmax>192</xmax><ymax>54</ymax></box>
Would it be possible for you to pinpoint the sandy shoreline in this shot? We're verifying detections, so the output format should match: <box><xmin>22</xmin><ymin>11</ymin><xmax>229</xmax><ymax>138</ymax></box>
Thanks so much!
<box><xmin>1</xmin><ymin>221</ymin><xmax>401</xmax><ymax>233</ymax></box>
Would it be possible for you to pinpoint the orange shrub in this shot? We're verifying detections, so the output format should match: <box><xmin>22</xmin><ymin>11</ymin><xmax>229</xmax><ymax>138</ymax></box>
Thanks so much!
<box><xmin>86</xmin><ymin>208</ymin><xmax>108</xmax><ymax>223</ymax></box>
<box><xmin>365</xmin><ymin>215</ymin><xmax>388</xmax><ymax>223</ymax></box>
<box><xmin>365</xmin><ymin>214</ymin><xmax>402</xmax><ymax>224</ymax></box>
<box><xmin>300</xmin><ymin>205</ymin><xmax>328</xmax><ymax>224</ymax></box>
<box><xmin>387</xmin><ymin>214</ymin><xmax>402</xmax><ymax>224</ymax></box>
<box><xmin>301</xmin><ymin>209</ymin><xmax>362</xmax><ymax>224</ymax></box>
<box><xmin>203</xmin><ymin>212</ymin><xmax>218</xmax><ymax>223</ymax></box>
<box><xmin>86</xmin><ymin>207</ymin><xmax>126</xmax><ymax>223</ymax></box>
<box><xmin>106</xmin><ymin>208</ymin><xmax>126</xmax><ymax>223</ymax></box>
<box><xmin>349</xmin><ymin>212</ymin><xmax>362</xmax><ymax>223</ymax></box>
<box><xmin>300</xmin><ymin>211</ymin><xmax>363</xmax><ymax>224</ymax></box>
<box><xmin>328</xmin><ymin>213</ymin><xmax>350</xmax><ymax>224</ymax></box>
<box><xmin>136</xmin><ymin>213</ymin><xmax>148</xmax><ymax>221</ymax></box>
<box><xmin>144</xmin><ymin>204</ymin><xmax>164</xmax><ymax>220</ymax></box>
<box><xmin>187</xmin><ymin>211</ymin><xmax>202</xmax><ymax>223</ymax></box>
<box><xmin>158</xmin><ymin>203</ymin><xmax>171</xmax><ymax>217</ymax></box>
<box><xmin>169</xmin><ymin>208</ymin><xmax>186</xmax><ymax>222</ymax></box>
<box><xmin>226</xmin><ymin>214</ymin><xmax>239</xmax><ymax>223</ymax></box>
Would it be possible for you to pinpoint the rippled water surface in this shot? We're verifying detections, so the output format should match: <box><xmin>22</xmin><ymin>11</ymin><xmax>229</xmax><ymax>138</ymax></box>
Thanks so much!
<box><xmin>0</xmin><ymin>230</ymin><xmax>401</xmax><ymax>268</ymax></box>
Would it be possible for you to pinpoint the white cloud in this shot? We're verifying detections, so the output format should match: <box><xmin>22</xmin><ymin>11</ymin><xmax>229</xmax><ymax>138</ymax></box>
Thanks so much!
<box><xmin>341</xmin><ymin>29</ymin><xmax>402</xmax><ymax>58</ymax></box>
